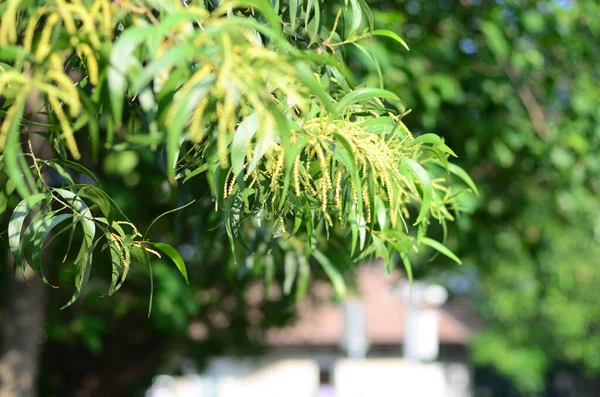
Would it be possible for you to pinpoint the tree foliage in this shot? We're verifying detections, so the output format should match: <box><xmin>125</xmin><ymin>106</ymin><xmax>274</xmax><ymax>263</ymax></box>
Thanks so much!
<box><xmin>0</xmin><ymin>0</ymin><xmax>474</xmax><ymax>313</ymax></box>
<box><xmin>359</xmin><ymin>0</ymin><xmax>600</xmax><ymax>393</ymax></box>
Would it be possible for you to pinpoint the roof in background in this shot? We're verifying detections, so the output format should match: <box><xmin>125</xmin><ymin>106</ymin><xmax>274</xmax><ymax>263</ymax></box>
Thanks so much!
<box><xmin>263</xmin><ymin>264</ymin><xmax>480</xmax><ymax>348</ymax></box>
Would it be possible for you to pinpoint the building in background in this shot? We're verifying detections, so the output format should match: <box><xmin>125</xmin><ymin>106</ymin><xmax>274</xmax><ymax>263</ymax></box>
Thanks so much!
<box><xmin>147</xmin><ymin>264</ymin><xmax>480</xmax><ymax>397</ymax></box>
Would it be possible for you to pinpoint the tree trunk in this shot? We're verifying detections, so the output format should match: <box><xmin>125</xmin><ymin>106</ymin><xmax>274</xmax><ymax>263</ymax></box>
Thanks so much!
<box><xmin>0</xmin><ymin>257</ymin><xmax>46</xmax><ymax>397</ymax></box>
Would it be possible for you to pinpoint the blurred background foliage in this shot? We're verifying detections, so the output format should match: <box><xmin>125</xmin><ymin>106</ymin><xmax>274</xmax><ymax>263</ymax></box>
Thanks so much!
<box><xmin>350</xmin><ymin>0</ymin><xmax>600</xmax><ymax>394</ymax></box>
<box><xmin>1</xmin><ymin>0</ymin><xmax>599</xmax><ymax>396</ymax></box>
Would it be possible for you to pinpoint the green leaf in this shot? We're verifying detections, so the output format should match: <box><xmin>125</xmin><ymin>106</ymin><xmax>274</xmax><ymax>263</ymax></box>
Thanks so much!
<box><xmin>233</xmin><ymin>0</ymin><xmax>283</xmax><ymax>35</ymax></box>
<box><xmin>295</xmin><ymin>255</ymin><xmax>310</xmax><ymax>303</ymax></box>
<box><xmin>333</xmin><ymin>88</ymin><xmax>400</xmax><ymax>117</ymax></box>
<box><xmin>348</xmin><ymin>0</ymin><xmax>362</xmax><ymax>38</ymax></box>
<box><xmin>231</xmin><ymin>113</ymin><xmax>259</xmax><ymax>178</ymax></box>
<box><xmin>445</xmin><ymin>163</ymin><xmax>480</xmax><ymax>196</ymax></box>
<box><xmin>289</xmin><ymin>0</ymin><xmax>298</xmax><ymax>32</ymax></box>
<box><xmin>0</xmin><ymin>45</ymin><xmax>33</xmax><ymax>62</ymax></box>
<box><xmin>108</xmin><ymin>26</ymin><xmax>153</xmax><ymax>122</ymax></box>
<box><xmin>52</xmin><ymin>190</ymin><xmax>97</xmax><ymax>305</ymax></box>
<box><xmin>77</xmin><ymin>186</ymin><xmax>112</xmax><ymax>218</ymax></box>
<box><xmin>51</xmin><ymin>159</ymin><xmax>101</xmax><ymax>186</ymax></box>
<box><xmin>58</xmin><ymin>189</ymin><xmax>97</xmax><ymax>309</ymax></box>
<box><xmin>306</xmin><ymin>0</ymin><xmax>321</xmax><ymax>47</ymax></box>
<box><xmin>400</xmin><ymin>254</ymin><xmax>413</xmax><ymax>284</ymax></box>
<box><xmin>295</xmin><ymin>63</ymin><xmax>334</xmax><ymax>112</ymax></box>
<box><xmin>481</xmin><ymin>21</ymin><xmax>509</xmax><ymax>59</ymax></box>
<box><xmin>105</xmin><ymin>234</ymin><xmax>123</xmax><ymax>296</ymax></box>
<box><xmin>312</xmin><ymin>249</ymin><xmax>346</xmax><ymax>298</ymax></box>
<box><xmin>352</xmin><ymin>42</ymin><xmax>383</xmax><ymax>89</ymax></box>
<box><xmin>278</xmin><ymin>132</ymin><xmax>310</xmax><ymax>211</ymax></box>
<box><xmin>371</xmin><ymin>29</ymin><xmax>410</xmax><ymax>51</ymax></box>
<box><xmin>39</xmin><ymin>160</ymin><xmax>75</xmax><ymax>185</ymax></box>
<box><xmin>166</xmin><ymin>76</ymin><xmax>213</xmax><ymax>181</ymax></box>
<box><xmin>403</xmin><ymin>158</ymin><xmax>433</xmax><ymax>225</ymax></box>
<box><xmin>283</xmin><ymin>251</ymin><xmax>298</xmax><ymax>295</ymax></box>
<box><xmin>150</xmin><ymin>242</ymin><xmax>189</xmax><ymax>284</ymax></box>
<box><xmin>331</xmin><ymin>132</ymin><xmax>363</xmax><ymax>219</ymax></box>
<box><xmin>357</xmin><ymin>0</ymin><xmax>373</xmax><ymax>32</ymax></box>
<box><xmin>3</xmin><ymin>97</ymin><xmax>38</xmax><ymax>198</ymax></box>
<box><xmin>182</xmin><ymin>163</ymin><xmax>209</xmax><ymax>183</ymax></box>
<box><xmin>132</xmin><ymin>44</ymin><xmax>194</xmax><ymax>93</ymax></box>
<box><xmin>22</xmin><ymin>213</ymin><xmax>73</xmax><ymax>287</ymax></box>
<box><xmin>420</xmin><ymin>237</ymin><xmax>462</xmax><ymax>265</ymax></box>
<box><xmin>410</xmin><ymin>133</ymin><xmax>457</xmax><ymax>157</ymax></box>
<box><xmin>8</xmin><ymin>193</ymin><xmax>49</xmax><ymax>276</ymax></box>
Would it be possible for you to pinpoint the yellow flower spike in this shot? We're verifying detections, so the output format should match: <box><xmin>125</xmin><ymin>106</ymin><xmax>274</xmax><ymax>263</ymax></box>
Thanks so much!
<box><xmin>402</xmin><ymin>206</ymin><xmax>410</xmax><ymax>220</ymax></box>
<box><xmin>223</xmin><ymin>169</ymin><xmax>234</xmax><ymax>199</ymax></box>
<box><xmin>165</xmin><ymin>64</ymin><xmax>212</xmax><ymax>127</ymax></box>
<box><xmin>101</xmin><ymin>1</ymin><xmax>114</xmax><ymax>38</ymax></box>
<box><xmin>362</xmin><ymin>185</ymin><xmax>371</xmax><ymax>224</ymax></box>
<box><xmin>109</xmin><ymin>233</ymin><xmax>128</xmax><ymax>268</ymax></box>
<box><xmin>226</xmin><ymin>173</ymin><xmax>238</xmax><ymax>199</ymax></box>
<box><xmin>47</xmin><ymin>94</ymin><xmax>81</xmax><ymax>160</ymax></box>
<box><xmin>54</xmin><ymin>0</ymin><xmax>77</xmax><ymax>34</ymax></box>
<box><xmin>270</xmin><ymin>150</ymin><xmax>284</xmax><ymax>190</ymax></box>
<box><xmin>35</xmin><ymin>81</ymin><xmax>80</xmax><ymax>117</ymax></box>
<box><xmin>24</xmin><ymin>7</ymin><xmax>50</xmax><ymax>52</ymax></box>
<box><xmin>35</xmin><ymin>13</ymin><xmax>61</xmax><ymax>62</ymax></box>
<box><xmin>397</xmin><ymin>120</ymin><xmax>413</xmax><ymax>139</ymax></box>
<box><xmin>334</xmin><ymin>170</ymin><xmax>343</xmax><ymax>212</ymax></box>
<box><xmin>302</xmin><ymin>165</ymin><xmax>318</xmax><ymax>196</ymax></box>
<box><xmin>315</xmin><ymin>143</ymin><xmax>329</xmax><ymax>183</ymax></box>
<box><xmin>325</xmin><ymin>212</ymin><xmax>333</xmax><ymax>227</ymax></box>
<box><xmin>0</xmin><ymin>91</ymin><xmax>28</xmax><ymax>150</ymax></box>
<box><xmin>47</xmin><ymin>70</ymin><xmax>80</xmax><ymax>110</ymax></box>
<box><xmin>189</xmin><ymin>97</ymin><xmax>209</xmax><ymax>143</ymax></box>
<box><xmin>350</xmin><ymin>180</ymin><xmax>358</xmax><ymax>206</ymax></box>
<box><xmin>217</xmin><ymin>91</ymin><xmax>235</xmax><ymax>168</ymax></box>
<box><xmin>79</xmin><ymin>44</ymin><xmax>99</xmax><ymax>85</ymax></box>
<box><xmin>64</xmin><ymin>4</ymin><xmax>102</xmax><ymax>49</ymax></box>
<box><xmin>115</xmin><ymin>221</ymin><xmax>141</xmax><ymax>238</ymax></box>
<box><xmin>293</xmin><ymin>155</ymin><xmax>301</xmax><ymax>197</ymax></box>
<box><xmin>0</xmin><ymin>0</ymin><xmax>23</xmax><ymax>46</ymax></box>
<box><xmin>0</xmin><ymin>71</ymin><xmax>29</xmax><ymax>89</ymax></box>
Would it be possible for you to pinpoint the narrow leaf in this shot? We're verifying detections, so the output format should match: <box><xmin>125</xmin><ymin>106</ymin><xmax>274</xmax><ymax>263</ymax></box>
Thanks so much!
<box><xmin>150</xmin><ymin>242</ymin><xmax>189</xmax><ymax>284</ymax></box>
<box><xmin>371</xmin><ymin>29</ymin><xmax>410</xmax><ymax>51</ymax></box>
<box><xmin>8</xmin><ymin>193</ymin><xmax>49</xmax><ymax>276</ymax></box>
<box><xmin>420</xmin><ymin>237</ymin><xmax>462</xmax><ymax>265</ymax></box>
<box><xmin>403</xmin><ymin>158</ymin><xmax>433</xmax><ymax>225</ymax></box>
<box><xmin>312</xmin><ymin>249</ymin><xmax>346</xmax><ymax>297</ymax></box>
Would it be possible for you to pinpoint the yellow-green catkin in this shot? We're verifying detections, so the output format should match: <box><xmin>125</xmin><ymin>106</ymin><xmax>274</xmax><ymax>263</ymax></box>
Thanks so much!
<box><xmin>334</xmin><ymin>170</ymin><xmax>343</xmax><ymax>213</ymax></box>
<box><xmin>55</xmin><ymin>0</ymin><xmax>77</xmax><ymax>34</ymax></box>
<box><xmin>47</xmin><ymin>94</ymin><xmax>81</xmax><ymax>159</ymax></box>
<box><xmin>293</xmin><ymin>154</ymin><xmax>301</xmax><ymax>197</ymax></box>
<box><xmin>0</xmin><ymin>0</ymin><xmax>22</xmax><ymax>46</ymax></box>
<box><xmin>24</xmin><ymin>7</ymin><xmax>48</xmax><ymax>51</ymax></box>
<box><xmin>0</xmin><ymin>92</ymin><xmax>27</xmax><ymax>150</ymax></box>
<box><xmin>190</xmin><ymin>97</ymin><xmax>209</xmax><ymax>143</ymax></box>
<box><xmin>362</xmin><ymin>184</ymin><xmax>371</xmax><ymax>224</ymax></box>
<box><xmin>35</xmin><ymin>13</ymin><xmax>61</xmax><ymax>61</ymax></box>
<box><xmin>270</xmin><ymin>149</ymin><xmax>284</xmax><ymax>190</ymax></box>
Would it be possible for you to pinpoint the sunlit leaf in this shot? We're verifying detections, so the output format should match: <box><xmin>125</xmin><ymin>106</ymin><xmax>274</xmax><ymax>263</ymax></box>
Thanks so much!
<box><xmin>150</xmin><ymin>242</ymin><xmax>189</xmax><ymax>284</ymax></box>
<box><xmin>371</xmin><ymin>29</ymin><xmax>410</xmax><ymax>51</ymax></box>
<box><xmin>312</xmin><ymin>249</ymin><xmax>346</xmax><ymax>298</ymax></box>
<box><xmin>420</xmin><ymin>236</ymin><xmax>462</xmax><ymax>265</ymax></box>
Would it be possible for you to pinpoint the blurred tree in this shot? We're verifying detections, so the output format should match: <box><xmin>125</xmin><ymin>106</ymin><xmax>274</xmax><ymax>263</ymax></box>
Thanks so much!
<box><xmin>355</xmin><ymin>0</ymin><xmax>600</xmax><ymax>394</ymax></box>
<box><xmin>0</xmin><ymin>0</ymin><xmax>474</xmax><ymax>395</ymax></box>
